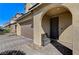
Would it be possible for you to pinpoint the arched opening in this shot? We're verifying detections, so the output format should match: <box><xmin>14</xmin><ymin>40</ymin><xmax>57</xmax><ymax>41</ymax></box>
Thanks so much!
<box><xmin>41</xmin><ymin>6</ymin><xmax>72</xmax><ymax>55</ymax></box>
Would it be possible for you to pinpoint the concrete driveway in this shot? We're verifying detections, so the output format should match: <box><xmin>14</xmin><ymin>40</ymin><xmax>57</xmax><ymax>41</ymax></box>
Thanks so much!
<box><xmin>0</xmin><ymin>33</ymin><xmax>62</xmax><ymax>55</ymax></box>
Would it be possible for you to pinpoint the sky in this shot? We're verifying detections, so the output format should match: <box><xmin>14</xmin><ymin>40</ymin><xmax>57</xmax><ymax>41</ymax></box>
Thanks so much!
<box><xmin>0</xmin><ymin>3</ymin><xmax>25</xmax><ymax>26</ymax></box>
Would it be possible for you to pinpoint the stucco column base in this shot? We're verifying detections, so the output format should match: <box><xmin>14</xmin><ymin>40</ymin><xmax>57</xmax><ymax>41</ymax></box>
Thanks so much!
<box><xmin>29</xmin><ymin>43</ymin><xmax>43</xmax><ymax>50</ymax></box>
<box><xmin>33</xmin><ymin>43</ymin><xmax>43</xmax><ymax>50</ymax></box>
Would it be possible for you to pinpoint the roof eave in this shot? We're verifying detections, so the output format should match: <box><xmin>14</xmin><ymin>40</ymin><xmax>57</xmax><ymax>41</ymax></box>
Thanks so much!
<box><xmin>16</xmin><ymin>3</ymin><xmax>43</xmax><ymax>22</ymax></box>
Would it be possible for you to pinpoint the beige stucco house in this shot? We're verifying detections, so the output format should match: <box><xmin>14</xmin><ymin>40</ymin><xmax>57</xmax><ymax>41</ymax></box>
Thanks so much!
<box><xmin>10</xmin><ymin>13</ymin><xmax>23</xmax><ymax>33</ymax></box>
<box><xmin>4</xmin><ymin>22</ymin><xmax>11</xmax><ymax>30</ymax></box>
<box><xmin>4</xmin><ymin>13</ymin><xmax>23</xmax><ymax>33</ymax></box>
<box><xmin>9</xmin><ymin>3</ymin><xmax>79</xmax><ymax>55</ymax></box>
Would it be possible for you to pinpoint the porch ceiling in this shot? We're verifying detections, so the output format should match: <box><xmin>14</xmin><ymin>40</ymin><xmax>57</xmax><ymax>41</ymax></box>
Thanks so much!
<box><xmin>46</xmin><ymin>7</ymin><xmax>69</xmax><ymax>16</ymax></box>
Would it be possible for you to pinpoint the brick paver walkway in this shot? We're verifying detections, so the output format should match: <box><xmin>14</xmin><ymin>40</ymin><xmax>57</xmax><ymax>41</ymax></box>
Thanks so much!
<box><xmin>0</xmin><ymin>33</ymin><xmax>62</xmax><ymax>55</ymax></box>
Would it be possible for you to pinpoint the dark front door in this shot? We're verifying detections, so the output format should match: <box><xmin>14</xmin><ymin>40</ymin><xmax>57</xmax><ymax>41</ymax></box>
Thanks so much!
<box><xmin>50</xmin><ymin>17</ymin><xmax>59</xmax><ymax>40</ymax></box>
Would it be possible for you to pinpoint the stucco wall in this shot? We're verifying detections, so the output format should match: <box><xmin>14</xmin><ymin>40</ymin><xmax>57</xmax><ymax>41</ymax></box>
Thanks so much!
<box><xmin>61</xmin><ymin>4</ymin><xmax>79</xmax><ymax>54</ymax></box>
<box><xmin>33</xmin><ymin>3</ymin><xmax>73</xmax><ymax>46</ymax></box>
<box><xmin>41</xmin><ymin>15</ymin><xmax>50</xmax><ymax>37</ymax></box>
<box><xmin>59</xmin><ymin>12</ymin><xmax>72</xmax><ymax>43</ymax></box>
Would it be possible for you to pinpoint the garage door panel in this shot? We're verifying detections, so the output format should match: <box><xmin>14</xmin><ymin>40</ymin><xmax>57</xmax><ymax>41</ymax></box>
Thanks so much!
<box><xmin>21</xmin><ymin>20</ymin><xmax>33</xmax><ymax>39</ymax></box>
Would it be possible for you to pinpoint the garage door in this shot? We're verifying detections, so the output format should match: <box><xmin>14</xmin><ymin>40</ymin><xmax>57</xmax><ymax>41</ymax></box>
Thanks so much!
<box><xmin>21</xmin><ymin>20</ymin><xmax>33</xmax><ymax>39</ymax></box>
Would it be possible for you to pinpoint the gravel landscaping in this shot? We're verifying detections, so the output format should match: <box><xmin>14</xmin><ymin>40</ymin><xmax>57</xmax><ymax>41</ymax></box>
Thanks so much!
<box><xmin>0</xmin><ymin>50</ymin><xmax>26</xmax><ymax>55</ymax></box>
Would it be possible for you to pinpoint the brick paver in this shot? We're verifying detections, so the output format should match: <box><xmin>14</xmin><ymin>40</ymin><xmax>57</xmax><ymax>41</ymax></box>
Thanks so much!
<box><xmin>0</xmin><ymin>33</ymin><xmax>62</xmax><ymax>55</ymax></box>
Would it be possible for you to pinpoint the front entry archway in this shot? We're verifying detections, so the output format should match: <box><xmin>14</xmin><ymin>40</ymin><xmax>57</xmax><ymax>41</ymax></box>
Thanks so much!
<box><xmin>41</xmin><ymin>6</ymin><xmax>72</xmax><ymax>54</ymax></box>
<box><xmin>41</xmin><ymin>6</ymin><xmax>72</xmax><ymax>43</ymax></box>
